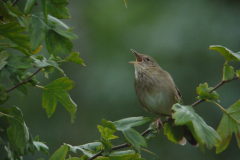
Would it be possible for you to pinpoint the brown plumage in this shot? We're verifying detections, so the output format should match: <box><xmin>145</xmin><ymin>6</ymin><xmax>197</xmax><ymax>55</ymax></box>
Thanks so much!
<box><xmin>130</xmin><ymin>49</ymin><xmax>198</xmax><ymax>146</ymax></box>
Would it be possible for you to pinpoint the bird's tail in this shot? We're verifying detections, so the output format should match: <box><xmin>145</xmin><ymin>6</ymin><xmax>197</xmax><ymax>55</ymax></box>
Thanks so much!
<box><xmin>179</xmin><ymin>125</ymin><xmax>198</xmax><ymax>147</ymax></box>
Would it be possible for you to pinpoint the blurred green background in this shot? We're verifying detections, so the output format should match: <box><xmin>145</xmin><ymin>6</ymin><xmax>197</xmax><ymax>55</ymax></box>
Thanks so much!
<box><xmin>1</xmin><ymin>0</ymin><xmax>240</xmax><ymax>159</ymax></box>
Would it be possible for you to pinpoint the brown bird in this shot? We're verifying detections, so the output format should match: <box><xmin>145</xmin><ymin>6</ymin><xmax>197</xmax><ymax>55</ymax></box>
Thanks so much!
<box><xmin>130</xmin><ymin>49</ymin><xmax>198</xmax><ymax>146</ymax></box>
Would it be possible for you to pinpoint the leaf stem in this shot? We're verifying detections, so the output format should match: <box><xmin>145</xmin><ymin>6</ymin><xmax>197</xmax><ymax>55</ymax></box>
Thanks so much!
<box><xmin>6</xmin><ymin>68</ymin><xmax>42</xmax><ymax>93</ymax></box>
<box><xmin>88</xmin><ymin>76</ymin><xmax>239</xmax><ymax>160</ymax></box>
<box><xmin>35</xmin><ymin>85</ymin><xmax>44</xmax><ymax>89</ymax></box>
<box><xmin>206</xmin><ymin>100</ymin><xmax>240</xmax><ymax>124</ymax></box>
<box><xmin>0</xmin><ymin>111</ymin><xmax>14</xmax><ymax>118</ymax></box>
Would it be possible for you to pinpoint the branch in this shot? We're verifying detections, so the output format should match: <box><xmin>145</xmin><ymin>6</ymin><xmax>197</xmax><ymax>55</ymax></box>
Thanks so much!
<box><xmin>88</xmin><ymin>76</ymin><xmax>239</xmax><ymax>160</ymax></box>
<box><xmin>12</xmin><ymin>0</ymin><xmax>20</xmax><ymax>6</ymax></box>
<box><xmin>6</xmin><ymin>68</ymin><xmax>42</xmax><ymax>93</ymax></box>
<box><xmin>191</xmin><ymin>76</ymin><xmax>239</xmax><ymax>107</ymax></box>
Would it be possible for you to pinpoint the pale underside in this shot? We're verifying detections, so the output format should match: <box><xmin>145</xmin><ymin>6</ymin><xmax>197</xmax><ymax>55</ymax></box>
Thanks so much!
<box><xmin>134</xmin><ymin>65</ymin><xmax>181</xmax><ymax>116</ymax></box>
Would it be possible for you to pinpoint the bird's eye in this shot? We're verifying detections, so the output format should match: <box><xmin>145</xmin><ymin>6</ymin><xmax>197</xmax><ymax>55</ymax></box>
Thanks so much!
<box><xmin>146</xmin><ymin>58</ymin><xmax>150</xmax><ymax>61</ymax></box>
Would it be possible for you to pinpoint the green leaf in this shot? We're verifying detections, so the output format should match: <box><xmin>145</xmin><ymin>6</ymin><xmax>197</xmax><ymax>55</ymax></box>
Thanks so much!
<box><xmin>113</xmin><ymin>117</ymin><xmax>151</xmax><ymax>131</ymax></box>
<box><xmin>0</xmin><ymin>22</ymin><xmax>25</xmax><ymax>36</ymax></box>
<box><xmin>34</xmin><ymin>12</ymin><xmax>70</xmax><ymax>29</ymax></box>
<box><xmin>0</xmin><ymin>22</ymin><xmax>31</xmax><ymax>52</ymax></box>
<box><xmin>78</xmin><ymin>142</ymin><xmax>102</xmax><ymax>153</ymax></box>
<box><xmin>101</xmin><ymin>140</ymin><xmax>113</xmax><ymax>156</ymax></box>
<box><xmin>196</xmin><ymin>83</ymin><xmax>219</xmax><ymax>101</ymax></box>
<box><xmin>0</xmin><ymin>38</ymin><xmax>31</xmax><ymax>56</ymax></box>
<box><xmin>66</xmin><ymin>52</ymin><xmax>85</xmax><ymax>66</ymax></box>
<box><xmin>0</xmin><ymin>51</ymin><xmax>10</xmax><ymax>70</ymax></box>
<box><xmin>95</xmin><ymin>152</ymin><xmax>145</xmax><ymax>160</ymax></box>
<box><xmin>97</xmin><ymin>125</ymin><xmax>118</xmax><ymax>141</ymax></box>
<box><xmin>236</xmin><ymin>70</ymin><xmax>240</xmax><ymax>78</ymax></box>
<box><xmin>164</xmin><ymin>119</ymin><xmax>184</xmax><ymax>144</ymax></box>
<box><xmin>172</xmin><ymin>104</ymin><xmax>221</xmax><ymax>149</ymax></box>
<box><xmin>80</xmin><ymin>155</ymin><xmax>89</xmax><ymax>160</ymax></box>
<box><xmin>67</xmin><ymin>157</ymin><xmax>82</xmax><ymax>160</ymax></box>
<box><xmin>113</xmin><ymin>117</ymin><xmax>150</xmax><ymax>152</ymax></box>
<box><xmin>216</xmin><ymin>100</ymin><xmax>240</xmax><ymax>153</ymax></box>
<box><xmin>0</xmin><ymin>54</ymin><xmax>34</xmax><ymax>96</ymax></box>
<box><xmin>223</xmin><ymin>64</ymin><xmax>235</xmax><ymax>81</ymax></box>
<box><xmin>23</xmin><ymin>133</ymin><xmax>35</xmax><ymax>155</ymax></box>
<box><xmin>0</xmin><ymin>1</ymin><xmax>15</xmax><ymax>22</ymax></box>
<box><xmin>0</xmin><ymin>95</ymin><xmax>10</xmax><ymax>105</ymax></box>
<box><xmin>111</xmin><ymin>150</ymin><xmax>135</xmax><ymax>156</ymax></box>
<box><xmin>0</xmin><ymin>84</ymin><xmax>7</xmax><ymax>100</ymax></box>
<box><xmin>53</xmin><ymin>27</ymin><xmax>78</xmax><ymax>39</ymax></box>
<box><xmin>102</xmin><ymin>119</ymin><xmax>117</xmax><ymax>131</ymax></box>
<box><xmin>31</xmin><ymin>56</ymin><xmax>65</xmax><ymax>76</ymax></box>
<box><xmin>41</xmin><ymin>77</ymin><xmax>77</xmax><ymax>123</ymax></box>
<box><xmin>7</xmin><ymin>106</ymin><xmax>29</xmax><ymax>154</ymax></box>
<box><xmin>45</xmin><ymin>29</ymin><xmax>73</xmax><ymax>56</ymax></box>
<box><xmin>49</xmin><ymin>144</ymin><xmax>69</xmax><ymax>160</ymax></box>
<box><xmin>67</xmin><ymin>144</ymin><xmax>94</xmax><ymax>157</ymax></box>
<box><xmin>124</xmin><ymin>128</ymin><xmax>147</xmax><ymax>152</ymax></box>
<box><xmin>41</xmin><ymin>0</ymin><xmax>70</xmax><ymax>22</ymax></box>
<box><xmin>29</xmin><ymin>15</ymin><xmax>47</xmax><ymax>51</ymax></box>
<box><xmin>34</xmin><ymin>141</ymin><xmax>49</xmax><ymax>155</ymax></box>
<box><xmin>210</xmin><ymin>45</ymin><xmax>240</xmax><ymax>62</ymax></box>
<box><xmin>24</xmin><ymin>0</ymin><xmax>37</xmax><ymax>15</ymax></box>
<box><xmin>5</xmin><ymin>4</ymin><xmax>23</xmax><ymax>17</ymax></box>
<box><xmin>7</xmin><ymin>55</ymin><xmax>33</xmax><ymax>69</ymax></box>
<box><xmin>145</xmin><ymin>123</ymin><xmax>157</xmax><ymax>141</ymax></box>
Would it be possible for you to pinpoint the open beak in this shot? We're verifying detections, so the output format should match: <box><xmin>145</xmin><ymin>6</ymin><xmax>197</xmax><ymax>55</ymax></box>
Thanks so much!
<box><xmin>129</xmin><ymin>49</ymin><xmax>143</xmax><ymax>64</ymax></box>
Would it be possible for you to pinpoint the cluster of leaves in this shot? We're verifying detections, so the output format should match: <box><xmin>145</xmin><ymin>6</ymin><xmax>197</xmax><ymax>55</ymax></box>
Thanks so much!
<box><xmin>0</xmin><ymin>0</ymin><xmax>240</xmax><ymax>159</ymax></box>
<box><xmin>0</xmin><ymin>0</ymin><xmax>84</xmax><ymax>159</ymax></box>
<box><xmin>162</xmin><ymin>46</ymin><xmax>240</xmax><ymax>154</ymax></box>
<box><xmin>49</xmin><ymin>117</ymin><xmax>151</xmax><ymax>160</ymax></box>
<box><xmin>59</xmin><ymin>45</ymin><xmax>238</xmax><ymax>160</ymax></box>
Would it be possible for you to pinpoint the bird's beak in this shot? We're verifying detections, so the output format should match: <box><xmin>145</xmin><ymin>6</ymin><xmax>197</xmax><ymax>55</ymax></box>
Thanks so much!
<box><xmin>129</xmin><ymin>49</ymin><xmax>143</xmax><ymax>64</ymax></box>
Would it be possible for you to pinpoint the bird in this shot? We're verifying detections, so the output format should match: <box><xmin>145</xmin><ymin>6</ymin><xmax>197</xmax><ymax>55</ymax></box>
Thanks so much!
<box><xmin>129</xmin><ymin>49</ymin><xmax>198</xmax><ymax>146</ymax></box>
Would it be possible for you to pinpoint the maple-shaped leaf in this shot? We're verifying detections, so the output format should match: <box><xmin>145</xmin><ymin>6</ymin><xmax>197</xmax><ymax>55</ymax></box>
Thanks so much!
<box><xmin>196</xmin><ymin>83</ymin><xmax>219</xmax><ymax>101</ymax></box>
<box><xmin>41</xmin><ymin>0</ymin><xmax>70</xmax><ymax>22</ymax></box>
<box><xmin>65</xmin><ymin>52</ymin><xmax>85</xmax><ymax>66</ymax></box>
<box><xmin>41</xmin><ymin>77</ymin><xmax>77</xmax><ymax>123</ymax></box>
<box><xmin>172</xmin><ymin>103</ymin><xmax>221</xmax><ymax>151</ymax></box>
<box><xmin>216</xmin><ymin>100</ymin><xmax>240</xmax><ymax>153</ymax></box>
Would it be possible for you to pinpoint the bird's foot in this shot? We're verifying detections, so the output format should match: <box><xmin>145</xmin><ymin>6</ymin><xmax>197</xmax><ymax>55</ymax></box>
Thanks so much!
<box><xmin>153</xmin><ymin>117</ymin><xmax>164</xmax><ymax>133</ymax></box>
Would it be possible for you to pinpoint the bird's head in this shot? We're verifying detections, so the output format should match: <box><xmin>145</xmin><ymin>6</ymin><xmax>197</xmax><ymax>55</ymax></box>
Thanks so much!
<box><xmin>129</xmin><ymin>49</ymin><xmax>160</xmax><ymax>71</ymax></box>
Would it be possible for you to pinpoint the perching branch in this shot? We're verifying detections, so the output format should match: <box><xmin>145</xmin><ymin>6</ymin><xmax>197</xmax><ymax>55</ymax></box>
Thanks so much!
<box><xmin>6</xmin><ymin>68</ymin><xmax>42</xmax><ymax>93</ymax></box>
<box><xmin>88</xmin><ymin>76</ymin><xmax>239</xmax><ymax>160</ymax></box>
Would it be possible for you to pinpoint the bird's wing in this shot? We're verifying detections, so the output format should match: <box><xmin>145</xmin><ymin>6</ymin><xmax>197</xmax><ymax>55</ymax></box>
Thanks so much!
<box><xmin>175</xmin><ymin>86</ymin><xmax>183</xmax><ymax>104</ymax></box>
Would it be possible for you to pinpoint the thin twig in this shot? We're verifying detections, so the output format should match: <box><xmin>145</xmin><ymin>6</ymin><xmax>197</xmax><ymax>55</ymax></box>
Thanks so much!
<box><xmin>6</xmin><ymin>68</ymin><xmax>42</xmax><ymax>93</ymax></box>
<box><xmin>0</xmin><ymin>0</ymin><xmax>20</xmax><ymax>19</ymax></box>
<box><xmin>191</xmin><ymin>76</ymin><xmax>239</xmax><ymax>107</ymax></box>
<box><xmin>12</xmin><ymin>0</ymin><xmax>20</xmax><ymax>6</ymax></box>
<box><xmin>88</xmin><ymin>76</ymin><xmax>239</xmax><ymax>160</ymax></box>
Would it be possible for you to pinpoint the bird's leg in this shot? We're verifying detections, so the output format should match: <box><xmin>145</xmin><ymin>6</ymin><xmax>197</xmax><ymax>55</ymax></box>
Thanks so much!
<box><xmin>153</xmin><ymin>116</ymin><xmax>164</xmax><ymax>133</ymax></box>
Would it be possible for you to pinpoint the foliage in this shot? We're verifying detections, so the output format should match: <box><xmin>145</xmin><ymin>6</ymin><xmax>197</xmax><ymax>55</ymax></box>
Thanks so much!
<box><xmin>0</xmin><ymin>0</ymin><xmax>240</xmax><ymax>160</ymax></box>
<box><xmin>0</xmin><ymin>0</ymin><xmax>84</xmax><ymax>159</ymax></box>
